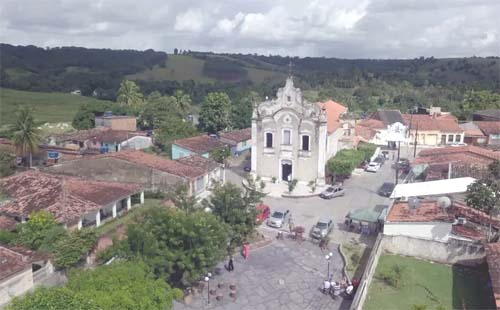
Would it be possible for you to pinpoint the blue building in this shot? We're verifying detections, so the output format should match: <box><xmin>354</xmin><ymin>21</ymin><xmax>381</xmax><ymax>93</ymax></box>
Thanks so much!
<box><xmin>219</xmin><ymin>128</ymin><xmax>251</xmax><ymax>156</ymax></box>
<box><xmin>172</xmin><ymin>135</ymin><xmax>225</xmax><ymax>160</ymax></box>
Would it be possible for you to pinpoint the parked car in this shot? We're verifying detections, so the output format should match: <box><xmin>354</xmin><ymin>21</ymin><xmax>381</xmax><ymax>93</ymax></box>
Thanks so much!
<box><xmin>365</xmin><ymin>162</ymin><xmax>381</xmax><ymax>172</ymax></box>
<box><xmin>255</xmin><ymin>204</ymin><xmax>271</xmax><ymax>224</ymax></box>
<box><xmin>319</xmin><ymin>185</ymin><xmax>345</xmax><ymax>199</ymax></box>
<box><xmin>378</xmin><ymin>182</ymin><xmax>395</xmax><ymax>197</ymax></box>
<box><xmin>311</xmin><ymin>218</ymin><xmax>334</xmax><ymax>239</ymax></box>
<box><xmin>395</xmin><ymin>158</ymin><xmax>410</xmax><ymax>173</ymax></box>
<box><xmin>267</xmin><ymin>209</ymin><xmax>290</xmax><ymax>228</ymax></box>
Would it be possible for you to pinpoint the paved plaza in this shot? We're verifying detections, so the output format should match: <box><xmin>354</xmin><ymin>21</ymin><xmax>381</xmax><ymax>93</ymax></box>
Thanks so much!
<box><xmin>175</xmin><ymin>238</ymin><xmax>350</xmax><ymax>310</ymax></box>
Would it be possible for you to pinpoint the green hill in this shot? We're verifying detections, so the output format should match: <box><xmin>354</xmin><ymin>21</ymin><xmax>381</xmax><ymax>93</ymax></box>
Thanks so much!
<box><xmin>0</xmin><ymin>88</ymin><xmax>113</xmax><ymax>124</ymax></box>
<box><xmin>127</xmin><ymin>54</ymin><xmax>286</xmax><ymax>84</ymax></box>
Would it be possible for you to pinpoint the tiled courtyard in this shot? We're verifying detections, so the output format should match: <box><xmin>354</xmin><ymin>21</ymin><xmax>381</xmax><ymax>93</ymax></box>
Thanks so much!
<box><xmin>175</xmin><ymin>238</ymin><xmax>352</xmax><ymax>310</ymax></box>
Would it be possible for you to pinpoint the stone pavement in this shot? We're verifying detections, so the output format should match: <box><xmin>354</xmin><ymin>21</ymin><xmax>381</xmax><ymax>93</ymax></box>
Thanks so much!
<box><xmin>174</xmin><ymin>239</ymin><xmax>351</xmax><ymax>310</ymax></box>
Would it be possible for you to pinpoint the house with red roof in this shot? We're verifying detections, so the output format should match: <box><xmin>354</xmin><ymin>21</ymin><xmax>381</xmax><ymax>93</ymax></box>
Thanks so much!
<box><xmin>460</xmin><ymin>121</ymin><xmax>500</xmax><ymax>147</ymax></box>
<box><xmin>0</xmin><ymin>170</ymin><xmax>144</xmax><ymax>230</ymax></box>
<box><xmin>46</xmin><ymin>150</ymin><xmax>224</xmax><ymax>198</ymax></box>
<box><xmin>403</xmin><ymin>114</ymin><xmax>464</xmax><ymax>146</ymax></box>
<box><xmin>317</xmin><ymin>100</ymin><xmax>349</xmax><ymax>158</ymax></box>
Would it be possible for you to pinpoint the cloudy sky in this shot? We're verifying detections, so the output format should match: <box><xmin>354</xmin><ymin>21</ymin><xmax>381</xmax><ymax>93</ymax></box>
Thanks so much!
<box><xmin>0</xmin><ymin>0</ymin><xmax>499</xmax><ymax>58</ymax></box>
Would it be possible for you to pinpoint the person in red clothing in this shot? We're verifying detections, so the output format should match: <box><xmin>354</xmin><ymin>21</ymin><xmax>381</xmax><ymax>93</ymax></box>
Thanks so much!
<box><xmin>243</xmin><ymin>243</ymin><xmax>250</xmax><ymax>259</ymax></box>
<box><xmin>352</xmin><ymin>278</ymin><xmax>359</xmax><ymax>288</ymax></box>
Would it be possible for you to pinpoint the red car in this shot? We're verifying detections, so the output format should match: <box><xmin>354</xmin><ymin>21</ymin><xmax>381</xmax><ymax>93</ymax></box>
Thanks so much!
<box><xmin>256</xmin><ymin>204</ymin><xmax>271</xmax><ymax>224</ymax></box>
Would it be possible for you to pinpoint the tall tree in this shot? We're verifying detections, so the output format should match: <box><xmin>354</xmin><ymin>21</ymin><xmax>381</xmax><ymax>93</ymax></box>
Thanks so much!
<box><xmin>203</xmin><ymin>182</ymin><xmax>264</xmax><ymax>247</ymax></box>
<box><xmin>173</xmin><ymin>90</ymin><xmax>192</xmax><ymax>116</ymax></box>
<box><xmin>0</xmin><ymin>147</ymin><xmax>15</xmax><ymax>177</ymax></box>
<box><xmin>126</xmin><ymin>207</ymin><xmax>229</xmax><ymax>286</ymax></box>
<box><xmin>231</xmin><ymin>91</ymin><xmax>258</xmax><ymax>129</ymax></box>
<box><xmin>167</xmin><ymin>184</ymin><xmax>198</xmax><ymax>214</ymax></box>
<box><xmin>199</xmin><ymin>92</ymin><xmax>231</xmax><ymax>133</ymax></box>
<box><xmin>465</xmin><ymin>160</ymin><xmax>500</xmax><ymax>241</ymax></box>
<box><xmin>154</xmin><ymin>115</ymin><xmax>198</xmax><ymax>156</ymax></box>
<box><xmin>10</xmin><ymin>106</ymin><xmax>41</xmax><ymax>168</ymax></box>
<box><xmin>116</xmin><ymin>80</ymin><xmax>144</xmax><ymax>109</ymax></box>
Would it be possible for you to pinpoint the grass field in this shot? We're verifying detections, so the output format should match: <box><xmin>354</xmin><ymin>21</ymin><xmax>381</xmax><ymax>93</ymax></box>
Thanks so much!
<box><xmin>364</xmin><ymin>254</ymin><xmax>495</xmax><ymax>310</ymax></box>
<box><xmin>0</xmin><ymin>88</ymin><xmax>112</xmax><ymax>124</ymax></box>
<box><xmin>127</xmin><ymin>54</ymin><xmax>285</xmax><ymax>84</ymax></box>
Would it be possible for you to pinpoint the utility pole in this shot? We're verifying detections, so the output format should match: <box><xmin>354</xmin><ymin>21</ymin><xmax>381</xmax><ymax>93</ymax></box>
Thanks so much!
<box><xmin>395</xmin><ymin>140</ymin><xmax>401</xmax><ymax>185</ymax></box>
<box><xmin>413</xmin><ymin>122</ymin><xmax>419</xmax><ymax>158</ymax></box>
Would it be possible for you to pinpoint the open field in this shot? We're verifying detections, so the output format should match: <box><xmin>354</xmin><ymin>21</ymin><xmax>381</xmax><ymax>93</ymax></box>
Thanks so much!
<box><xmin>127</xmin><ymin>55</ymin><xmax>285</xmax><ymax>84</ymax></box>
<box><xmin>0</xmin><ymin>88</ymin><xmax>112</xmax><ymax>124</ymax></box>
<box><xmin>364</xmin><ymin>254</ymin><xmax>495</xmax><ymax>310</ymax></box>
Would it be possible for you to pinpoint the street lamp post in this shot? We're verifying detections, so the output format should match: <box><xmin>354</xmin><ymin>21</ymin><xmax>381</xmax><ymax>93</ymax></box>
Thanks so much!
<box><xmin>204</xmin><ymin>272</ymin><xmax>212</xmax><ymax>304</ymax></box>
<box><xmin>325</xmin><ymin>252</ymin><xmax>333</xmax><ymax>279</ymax></box>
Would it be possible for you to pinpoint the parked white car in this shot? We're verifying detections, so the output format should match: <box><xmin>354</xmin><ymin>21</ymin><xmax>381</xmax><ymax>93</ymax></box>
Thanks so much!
<box><xmin>365</xmin><ymin>162</ymin><xmax>381</xmax><ymax>173</ymax></box>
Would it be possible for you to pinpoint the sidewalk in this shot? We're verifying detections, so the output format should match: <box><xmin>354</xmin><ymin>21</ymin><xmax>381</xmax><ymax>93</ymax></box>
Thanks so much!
<box><xmin>245</xmin><ymin>179</ymin><xmax>327</xmax><ymax>198</ymax></box>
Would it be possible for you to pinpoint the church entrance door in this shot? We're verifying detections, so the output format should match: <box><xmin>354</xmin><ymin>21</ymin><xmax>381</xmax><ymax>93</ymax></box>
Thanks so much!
<box><xmin>281</xmin><ymin>160</ymin><xmax>292</xmax><ymax>181</ymax></box>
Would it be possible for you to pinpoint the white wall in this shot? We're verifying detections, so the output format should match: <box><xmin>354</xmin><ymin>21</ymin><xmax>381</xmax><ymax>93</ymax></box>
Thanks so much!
<box><xmin>383</xmin><ymin>222</ymin><xmax>452</xmax><ymax>242</ymax></box>
<box><xmin>0</xmin><ymin>268</ymin><xmax>34</xmax><ymax>308</ymax></box>
<box><xmin>121</xmin><ymin>136</ymin><xmax>152</xmax><ymax>150</ymax></box>
<box><xmin>326</xmin><ymin>128</ymin><xmax>344</xmax><ymax>159</ymax></box>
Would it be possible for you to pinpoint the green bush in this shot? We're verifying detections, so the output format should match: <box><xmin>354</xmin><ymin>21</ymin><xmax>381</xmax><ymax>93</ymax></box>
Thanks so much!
<box><xmin>358</xmin><ymin>143</ymin><xmax>377</xmax><ymax>161</ymax></box>
<box><xmin>378</xmin><ymin>264</ymin><xmax>407</xmax><ymax>288</ymax></box>
<box><xmin>327</xmin><ymin>148</ymin><xmax>366</xmax><ymax>177</ymax></box>
<box><xmin>0</xmin><ymin>230</ymin><xmax>15</xmax><ymax>244</ymax></box>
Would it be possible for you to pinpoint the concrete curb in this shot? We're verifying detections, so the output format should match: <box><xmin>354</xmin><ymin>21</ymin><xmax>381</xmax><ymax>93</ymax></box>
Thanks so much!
<box><xmin>338</xmin><ymin>243</ymin><xmax>351</xmax><ymax>283</ymax></box>
<box><xmin>281</xmin><ymin>192</ymin><xmax>319</xmax><ymax>198</ymax></box>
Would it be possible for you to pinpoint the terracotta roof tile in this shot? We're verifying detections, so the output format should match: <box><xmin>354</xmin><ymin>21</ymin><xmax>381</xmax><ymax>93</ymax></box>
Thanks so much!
<box><xmin>54</xmin><ymin>128</ymin><xmax>145</xmax><ymax>144</ymax></box>
<box><xmin>387</xmin><ymin>201</ymin><xmax>454</xmax><ymax>223</ymax></box>
<box><xmin>219</xmin><ymin>128</ymin><xmax>251</xmax><ymax>144</ymax></box>
<box><xmin>173</xmin><ymin>135</ymin><xmax>225</xmax><ymax>154</ymax></box>
<box><xmin>355</xmin><ymin>124</ymin><xmax>378</xmax><ymax>140</ymax></box>
<box><xmin>451</xmin><ymin>225</ymin><xmax>485</xmax><ymax>241</ymax></box>
<box><xmin>416</xmin><ymin>146</ymin><xmax>500</xmax><ymax>164</ymax></box>
<box><xmin>175</xmin><ymin>155</ymin><xmax>220</xmax><ymax>173</ymax></box>
<box><xmin>0</xmin><ymin>246</ymin><xmax>31</xmax><ymax>281</ymax></box>
<box><xmin>102</xmin><ymin>150</ymin><xmax>206</xmax><ymax>179</ymax></box>
<box><xmin>0</xmin><ymin>170</ymin><xmax>141</xmax><ymax>224</ymax></box>
<box><xmin>356</xmin><ymin>119</ymin><xmax>386</xmax><ymax>130</ymax></box>
<box><xmin>0</xmin><ymin>215</ymin><xmax>18</xmax><ymax>231</ymax></box>
<box><xmin>402</xmin><ymin>114</ymin><xmax>463</xmax><ymax>133</ymax></box>
<box><xmin>317</xmin><ymin>100</ymin><xmax>348</xmax><ymax>134</ymax></box>
<box><xmin>475</xmin><ymin>121</ymin><xmax>500</xmax><ymax>136</ymax></box>
<box><xmin>460</xmin><ymin>122</ymin><xmax>486</xmax><ymax>137</ymax></box>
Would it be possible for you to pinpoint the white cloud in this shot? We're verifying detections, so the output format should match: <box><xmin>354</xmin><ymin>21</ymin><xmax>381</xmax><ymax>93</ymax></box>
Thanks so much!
<box><xmin>174</xmin><ymin>8</ymin><xmax>205</xmax><ymax>32</ymax></box>
<box><xmin>0</xmin><ymin>0</ymin><xmax>498</xmax><ymax>58</ymax></box>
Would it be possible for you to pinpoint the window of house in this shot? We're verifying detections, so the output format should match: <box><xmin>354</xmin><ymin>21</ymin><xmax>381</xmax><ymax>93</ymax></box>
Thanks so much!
<box><xmin>265</xmin><ymin>132</ymin><xmax>273</xmax><ymax>148</ymax></box>
<box><xmin>302</xmin><ymin>135</ymin><xmax>310</xmax><ymax>151</ymax></box>
<box><xmin>455</xmin><ymin>135</ymin><xmax>461</xmax><ymax>142</ymax></box>
<box><xmin>447</xmin><ymin>135</ymin><xmax>453</xmax><ymax>142</ymax></box>
<box><xmin>283</xmin><ymin>130</ymin><xmax>291</xmax><ymax>145</ymax></box>
<box><xmin>287</xmin><ymin>95</ymin><xmax>291</xmax><ymax>102</ymax></box>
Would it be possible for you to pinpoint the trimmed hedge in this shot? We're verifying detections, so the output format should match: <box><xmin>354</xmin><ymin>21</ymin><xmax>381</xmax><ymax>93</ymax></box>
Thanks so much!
<box><xmin>327</xmin><ymin>143</ymin><xmax>377</xmax><ymax>177</ymax></box>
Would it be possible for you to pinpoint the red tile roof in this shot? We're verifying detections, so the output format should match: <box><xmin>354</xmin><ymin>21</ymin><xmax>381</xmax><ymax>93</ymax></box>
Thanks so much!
<box><xmin>486</xmin><ymin>243</ymin><xmax>500</xmax><ymax>309</ymax></box>
<box><xmin>402</xmin><ymin>114</ymin><xmax>463</xmax><ymax>133</ymax></box>
<box><xmin>415</xmin><ymin>146</ymin><xmax>500</xmax><ymax>165</ymax></box>
<box><xmin>176</xmin><ymin>155</ymin><xmax>220</xmax><ymax>173</ymax></box>
<box><xmin>355</xmin><ymin>124</ymin><xmax>378</xmax><ymax>140</ymax></box>
<box><xmin>387</xmin><ymin>200</ymin><xmax>454</xmax><ymax>223</ymax></box>
<box><xmin>173</xmin><ymin>135</ymin><xmax>225</xmax><ymax>154</ymax></box>
<box><xmin>451</xmin><ymin>225</ymin><xmax>485</xmax><ymax>241</ymax></box>
<box><xmin>0</xmin><ymin>246</ymin><xmax>31</xmax><ymax>281</ymax></box>
<box><xmin>475</xmin><ymin>121</ymin><xmax>500</xmax><ymax>136</ymax></box>
<box><xmin>317</xmin><ymin>100</ymin><xmax>348</xmax><ymax>134</ymax></box>
<box><xmin>0</xmin><ymin>170</ymin><xmax>141</xmax><ymax>225</ymax></box>
<box><xmin>219</xmin><ymin>128</ymin><xmax>251</xmax><ymax>144</ymax></box>
<box><xmin>356</xmin><ymin>119</ymin><xmax>386</xmax><ymax>130</ymax></box>
<box><xmin>54</xmin><ymin>127</ymin><xmax>145</xmax><ymax>144</ymax></box>
<box><xmin>0</xmin><ymin>215</ymin><xmax>18</xmax><ymax>231</ymax></box>
<box><xmin>102</xmin><ymin>150</ymin><xmax>207</xmax><ymax>179</ymax></box>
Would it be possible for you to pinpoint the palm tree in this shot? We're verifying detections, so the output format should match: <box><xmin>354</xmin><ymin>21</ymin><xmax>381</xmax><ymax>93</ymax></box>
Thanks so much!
<box><xmin>116</xmin><ymin>80</ymin><xmax>143</xmax><ymax>107</ymax></box>
<box><xmin>11</xmin><ymin>106</ymin><xmax>41</xmax><ymax>168</ymax></box>
<box><xmin>173</xmin><ymin>90</ymin><xmax>192</xmax><ymax>116</ymax></box>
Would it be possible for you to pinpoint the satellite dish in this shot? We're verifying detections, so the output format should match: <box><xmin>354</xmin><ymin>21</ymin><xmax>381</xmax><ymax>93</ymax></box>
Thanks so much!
<box><xmin>437</xmin><ymin>196</ymin><xmax>452</xmax><ymax>209</ymax></box>
<box><xmin>408</xmin><ymin>197</ymin><xmax>420</xmax><ymax>209</ymax></box>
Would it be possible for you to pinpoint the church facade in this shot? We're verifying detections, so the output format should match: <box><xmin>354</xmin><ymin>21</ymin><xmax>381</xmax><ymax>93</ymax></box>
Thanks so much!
<box><xmin>251</xmin><ymin>77</ymin><xmax>328</xmax><ymax>185</ymax></box>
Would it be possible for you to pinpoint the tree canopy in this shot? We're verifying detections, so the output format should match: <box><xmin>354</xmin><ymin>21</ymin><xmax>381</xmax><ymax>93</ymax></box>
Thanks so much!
<box><xmin>124</xmin><ymin>207</ymin><xmax>229</xmax><ymax>286</ymax></box>
<box><xmin>199</xmin><ymin>92</ymin><xmax>232</xmax><ymax>133</ymax></box>
<box><xmin>10</xmin><ymin>106</ymin><xmax>41</xmax><ymax>167</ymax></box>
<box><xmin>8</xmin><ymin>260</ymin><xmax>182</xmax><ymax>310</ymax></box>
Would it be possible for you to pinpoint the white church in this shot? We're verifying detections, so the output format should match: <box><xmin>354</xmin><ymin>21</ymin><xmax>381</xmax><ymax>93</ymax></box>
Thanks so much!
<box><xmin>251</xmin><ymin>77</ymin><xmax>347</xmax><ymax>185</ymax></box>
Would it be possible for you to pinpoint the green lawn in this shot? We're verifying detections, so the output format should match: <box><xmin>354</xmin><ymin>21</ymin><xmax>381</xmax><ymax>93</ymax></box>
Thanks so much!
<box><xmin>0</xmin><ymin>88</ymin><xmax>112</xmax><ymax>124</ymax></box>
<box><xmin>364</xmin><ymin>254</ymin><xmax>495</xmax><ymax>310</ymax></box>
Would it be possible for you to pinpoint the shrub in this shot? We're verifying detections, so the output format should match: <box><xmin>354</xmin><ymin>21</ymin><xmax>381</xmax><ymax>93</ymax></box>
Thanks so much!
<box><xmin>52</xmin><ymin>230</ymin><xmax>98</xmax><ymax>269</ymax></box>
<box><xmin>358</xmin><ymin>143</ymin><xmax>377</xmax><ymax>161</ymax></box>
<box><xmin>0</xmin><ymin>230</ymin><xmax>15</xmax><ymax>244</ymax></box>
<box><xmin>288</xmin><ymin>179</ymin><xmax>298</xmax><ymax>193</ymax></box>
<box><xmin>378</xmin><ymin>264</ymin><xmax>407</xmax><ymax>288</ymax></box>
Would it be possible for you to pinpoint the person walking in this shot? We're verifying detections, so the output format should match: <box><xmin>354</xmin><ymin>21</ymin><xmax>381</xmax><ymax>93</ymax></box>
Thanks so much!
<box><xmin>228</xmin><ymin>256</ymin><xmax>234</xmax><ymax>272</ymax></box>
